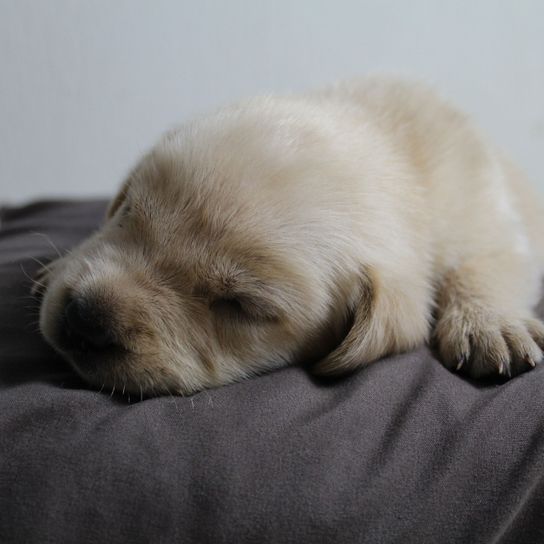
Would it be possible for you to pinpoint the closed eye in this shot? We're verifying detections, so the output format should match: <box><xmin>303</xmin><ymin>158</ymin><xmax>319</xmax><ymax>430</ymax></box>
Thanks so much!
<box><xmin>210</xmin><ymin>297</ymin><xmax>248</xmax><ymax>320</ymax></box>
<box><xmin>210</xmin><ymin>295</ymin><xmax>279</xmax><ymax>323</ymax></box>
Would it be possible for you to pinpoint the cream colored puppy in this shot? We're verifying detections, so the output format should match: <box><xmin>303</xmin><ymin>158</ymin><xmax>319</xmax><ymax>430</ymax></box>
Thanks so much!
<box><xmin>36</xmin><ymin>78</ymin><xmax>544</xmax><ymax>395</ymax></box>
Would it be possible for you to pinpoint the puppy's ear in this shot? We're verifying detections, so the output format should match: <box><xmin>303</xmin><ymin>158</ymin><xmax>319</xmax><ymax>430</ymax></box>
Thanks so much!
<box><xmin>312</xmin><ymin>267</ymin><xmax>429</xmax><ymax>376</ymax></box>
<box><xmin>312</xmin><ymin>268</ymin><xmax>379</xmax><ymax>376</ymax></box>
<box><xmin>106</xmin><ymin>180</ymin><xmax>131</xmax><ymax>219</ymax></box>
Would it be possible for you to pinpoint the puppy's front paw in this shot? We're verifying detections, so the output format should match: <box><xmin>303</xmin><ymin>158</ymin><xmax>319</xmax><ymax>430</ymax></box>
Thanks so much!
<box><xmin>433</xmin><ymin>305</ymin><xmax>544</xmax><ymax>378</ymax></box>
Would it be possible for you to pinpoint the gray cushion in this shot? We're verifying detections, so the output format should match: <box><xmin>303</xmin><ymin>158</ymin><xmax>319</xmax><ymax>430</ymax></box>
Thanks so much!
<box><xmin>1</xmin><ymin>200</ymin><xmax>544</xmax><ymax>543</ymax></box>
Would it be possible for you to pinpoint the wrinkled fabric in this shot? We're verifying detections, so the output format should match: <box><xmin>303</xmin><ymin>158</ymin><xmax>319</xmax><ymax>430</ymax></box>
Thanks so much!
<box><xmin>1</xmin><ymin>200</ymin><xmax>543</xmax><ymax>544</ymax></box>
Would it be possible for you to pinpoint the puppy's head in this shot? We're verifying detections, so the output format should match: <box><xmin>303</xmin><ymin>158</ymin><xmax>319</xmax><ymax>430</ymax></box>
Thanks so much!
<box><xmin>39</xmin><ymin>100</ymin><xmax>377</xmax><ymax>395</ymax></box>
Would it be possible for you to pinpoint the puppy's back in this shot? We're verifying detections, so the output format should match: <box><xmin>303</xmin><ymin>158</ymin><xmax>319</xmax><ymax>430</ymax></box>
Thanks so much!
<box><xmin>318</xmin><ymin>77</ymin><xmax>544</xmax><ymax>271</ymax></box>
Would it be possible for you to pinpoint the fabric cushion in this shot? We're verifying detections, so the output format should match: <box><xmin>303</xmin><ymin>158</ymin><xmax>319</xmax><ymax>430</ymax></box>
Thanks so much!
<box><xmin>1</xmin><ymin>200</ymin><xmax>544</xmax><ymax>544</ymax></box>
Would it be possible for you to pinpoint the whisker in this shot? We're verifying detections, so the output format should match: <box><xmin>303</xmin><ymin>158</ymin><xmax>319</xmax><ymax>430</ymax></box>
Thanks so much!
<box><xmin>24</xmin><ymin>316</ymin><xmax>41</xmax><ymax>323</ymax></box>
<box><xmin>21</xmin><ymin>294</ymin><xmax>41</xmax><ymax>301</ymax></box>
<box><xmin>110</xmin><ymin>381</ymin><xmax>116</xmax><ymax>398</ymax></box>
<box><xmin>29</xmin><ymin>256</ymin><xmax>51</xmax><ymax>270</ymax></box>
<box><xmin>165</xmin><ymin>386</ymin><xmax>182</xmax><ymax>415</ymax></box>
<box><xmin>20</xmin><ymin>263</ymin><xmax>45</xmax><ymax>289</ymax></box>
<box><xmin>23</xmin><ymin>316</ymin><xmax>40</xmax><ymax>323</ymax></box>
<box><xmin>24</xmin><ymin>322</ymin><xmax>40</xmax><ymax>330</ymax></box>
<box><xmin>27</xmin><ymin>322</ymin><xmax>41</xmax><ymax>330</ymax></box>
<box><xmin>30</xmin><ymin>232</ymin><xmax>63</xmax><ymax>258</ymax></box>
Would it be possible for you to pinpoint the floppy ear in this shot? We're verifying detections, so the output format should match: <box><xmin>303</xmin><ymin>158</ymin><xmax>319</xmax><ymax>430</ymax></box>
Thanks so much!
<box><xmin>106</xmin><ymin>179</ymin><xmax>131</xmax><ymax>219</ymax></box>
<box><xmin>312</xmin><ymin>267</ymin><xmax>429</xmax><ymax>376</ymax></box>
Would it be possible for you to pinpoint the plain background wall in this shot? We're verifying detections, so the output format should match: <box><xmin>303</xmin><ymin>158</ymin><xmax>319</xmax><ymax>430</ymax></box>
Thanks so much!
<box><xmin>1</xmin><ymin>0</ymin><xmax>543</xmax><ymax>203</ymax></box>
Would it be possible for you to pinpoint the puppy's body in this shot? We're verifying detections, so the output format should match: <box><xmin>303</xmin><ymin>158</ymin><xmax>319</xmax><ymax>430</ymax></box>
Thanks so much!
<box><xmin>38</xmin><ymin>78</ymin><xmax>544</xmax><ymax>394</ymax></box>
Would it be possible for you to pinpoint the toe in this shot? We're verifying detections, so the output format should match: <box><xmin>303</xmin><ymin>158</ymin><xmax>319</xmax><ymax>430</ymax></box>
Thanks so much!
<box><xmin>525</xmin><ymin>317</ymin><xmax>544</xmax><ymax>351</ymax></box>
<box><xmin>503</xmin><ymin>322</ymin><xmax>543</xmax><ymax>376</ymax></box>
<box><xmin>465</xmin><ymin>328</ymin><xmax>510</xmax><ymax>379</ymax></box>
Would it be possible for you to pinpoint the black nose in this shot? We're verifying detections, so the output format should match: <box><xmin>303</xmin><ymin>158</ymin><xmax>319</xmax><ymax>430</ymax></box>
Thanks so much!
<box><xmin>63</xmin><ymin>296</ymin><xmax>115</xmax><ymax>351</ymax></box>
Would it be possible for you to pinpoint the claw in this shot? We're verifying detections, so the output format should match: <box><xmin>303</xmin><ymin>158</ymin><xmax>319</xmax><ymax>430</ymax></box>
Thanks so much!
<box><xmin>525</xmin><ymin>355</ymin><xmax>536</xmax><ymax>368</ymax></box>
<box><xmin>456</xmin><ymin>356</ymin><xmax>466</xmax><ymax>371</ymax></box>
<box><xmin>499</xmin><ymin>360</ymin><xmax>511</xmax><ymax>377</ymax></box>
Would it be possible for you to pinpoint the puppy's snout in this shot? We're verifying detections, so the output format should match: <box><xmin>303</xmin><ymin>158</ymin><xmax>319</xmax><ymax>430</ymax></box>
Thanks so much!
<box><xmin>63</xmin><ymin>296</ymin><xmax>115</xmax><ymax>351</ymax></box>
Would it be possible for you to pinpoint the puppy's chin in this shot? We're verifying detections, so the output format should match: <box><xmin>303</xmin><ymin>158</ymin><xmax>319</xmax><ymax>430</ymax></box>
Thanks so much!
<box><xmin>49</xmin><ymin>337</ymin><xmax>187</xmax><ymax>396</ymax></box>
<box><xmin>57</xmin><ymin>343</ymin><xmax>131</xmax><ymax>386</ymax></box>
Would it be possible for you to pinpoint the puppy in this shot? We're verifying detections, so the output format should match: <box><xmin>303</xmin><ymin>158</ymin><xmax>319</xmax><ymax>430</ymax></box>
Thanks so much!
<box><xmin>36</xmin><ymin>77</ymin><xmax>544</xmax><ymax>395</ymax></box>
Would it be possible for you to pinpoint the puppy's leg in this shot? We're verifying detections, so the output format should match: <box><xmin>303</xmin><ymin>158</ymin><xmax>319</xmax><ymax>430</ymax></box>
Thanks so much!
<box><xmin>433</xmin><ymin>251</ymin><xmax>544</xmax><ymax>378</ymax></box>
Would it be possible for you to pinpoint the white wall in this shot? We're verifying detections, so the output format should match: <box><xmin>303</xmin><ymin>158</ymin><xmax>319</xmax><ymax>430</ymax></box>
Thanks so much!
<box><xmin>1</xmin><ymin>0</ymin><xmax>543</xmax><ymax>203</ymax></box>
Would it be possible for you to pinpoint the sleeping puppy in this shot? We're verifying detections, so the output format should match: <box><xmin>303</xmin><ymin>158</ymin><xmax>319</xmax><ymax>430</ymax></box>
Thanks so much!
<box><xmin>36</xmin><ymin>77</ymin><xmax>544</xmax><ymax>395</ymax></box>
